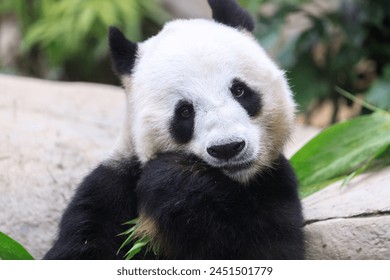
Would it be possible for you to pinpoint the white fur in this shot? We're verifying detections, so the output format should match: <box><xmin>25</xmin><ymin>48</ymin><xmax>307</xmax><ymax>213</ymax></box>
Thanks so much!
<box><xmin>110</xmin><ymin>19</ymin><xmax>296</xmax><ymax>183</ymax></box>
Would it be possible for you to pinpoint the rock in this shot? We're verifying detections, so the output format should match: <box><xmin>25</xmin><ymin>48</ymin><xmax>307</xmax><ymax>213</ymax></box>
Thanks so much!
<box><xmin>303</xmin><ymin>166</ymin><xmax>390</xmax><ymax>259</ymax></box>
<box><xmin>304</xmin><ymin>216</ymin><xmax>390</xmax><ymax>259</ymax></box>
<box><xmin>0</xmin><ymin>74</ymin><xmax>124</xmax><ymax>259</ymax></box>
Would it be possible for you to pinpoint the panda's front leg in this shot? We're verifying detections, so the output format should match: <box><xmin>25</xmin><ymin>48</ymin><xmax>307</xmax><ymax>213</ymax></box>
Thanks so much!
<box><xmin>136</xmin><ymin>152</ymin><xmax>254</xmax><ymax>259</ymax></box>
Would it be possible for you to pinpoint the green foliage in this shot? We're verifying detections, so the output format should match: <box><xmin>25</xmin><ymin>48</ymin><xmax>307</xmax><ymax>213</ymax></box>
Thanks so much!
<box><xmin>291</xmin><ymin>111</ymin><xmax>390</xmax><ymax>198</ymax></box>
<box><xmin>123</xmin><ymin>236</ymin><xmax>151</xmax><ymax>260</ymax></box>
<box><xmin>0</xmin><ymin>0</ymin><xmax>170</xmax><ymax>82</ymax></box>
<box><xmin>20</xmin><ymin>0</ymin><xmax>168</xmax><ymax>61</ymax></box>
<box><xmin>117</xmin><ymin>219</ymin><xmax>157</xmax><ymax>260</ymax></box>
<box><xmin>251</xmin><ymin>0</ymin><xmax>390</xmax><ymax>122</ymax></box>
<box><xmin>0</xmin><ymin>231</ymin><xmax>34</xmax><ymax>260</ymax></box>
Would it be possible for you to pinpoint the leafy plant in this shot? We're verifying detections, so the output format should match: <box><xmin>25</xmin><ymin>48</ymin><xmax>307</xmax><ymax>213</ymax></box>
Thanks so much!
<box><xmin>0</xmin><ymin>0</ymin><xmax>170</xmax><ymax>82</ymax></box>
<box><xmin>0</xmin><ymin>231</ymin><xmax>34</xmax><ymax>260</ymax></box>
<box><xmin>250</xmin><ymin>0</ymin><xmax>390</xmax><ymax>123</ymax></box>
<box><xmin>291</xmin><ymin>110</ymin><xmax>390</xmax><ymax>198</ymax></box>
<box><xmin>117</xmin><ymin>219</ymin><xmax>157</xmax><ymax>260</ymax></box>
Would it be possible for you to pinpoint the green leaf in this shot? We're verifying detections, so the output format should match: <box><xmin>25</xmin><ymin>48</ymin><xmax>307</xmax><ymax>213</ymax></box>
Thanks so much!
<box><xmin>336</xmin><ymin>86</ymin><xmax>383</xmax><ymax>113</ymax></box>
<box><xmin>124</xmin><ymin>236</ymin><xmax>150</xmax><ymax>260</ymax></box>
<box><xmin>152</xmin><ymin>242</ymin><xmax>159</xmax><ymax>256</ymax></box>
<box><xmin>291</xmin><ymin>112</ymin><xmax>390</xmax><ymax>197</ymax></box>
<box><xmin>117</xmin><ymin>225</ymin><xmax>141</xmax><ymax>255</ymax></box>
<box><xmin>0</xmin><ymin>231</ymin><xmax>34</xmax><ymax>260</ymax></box>
<box><xmin>118</xmin><ymin>217</ymin><xmax>160</xmax><ymax>259</ymax></box>
<box><xmin>117</xmin><ymin>218</ymin><xmax>144</xmax><ymax>256</ymax></box>
<box><xmin>122</xmin><ymin>218</ymin><xmax>139</xmax><ymax>226</ymax></box>
<box><xmin>117</xmin><ymin>226</ymin><xmax>137</xmax><ymax>237</ymax></box>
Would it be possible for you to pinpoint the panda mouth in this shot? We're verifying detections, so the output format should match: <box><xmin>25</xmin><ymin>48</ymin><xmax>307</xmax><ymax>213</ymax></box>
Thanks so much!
<box><xmin>220</xmin><ymin>160</ymin><xmax>253</xmax><ymax>173</ymax></box>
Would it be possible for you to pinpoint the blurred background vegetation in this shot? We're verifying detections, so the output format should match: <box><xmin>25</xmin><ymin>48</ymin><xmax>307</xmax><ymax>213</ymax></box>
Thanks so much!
<box><xmin>249</xmin><ymin>0</ymin><xmax>390</xmax><ymax>123</ymax></box>
<box><xmin>0</xmin><ymin>0</ymin><xmax>389</xmax><ymax>124</ymax></box>
<box><xmin>0</xmin><ymin>0</ymin><xmax>170</xmax><ymax>84</ymax></box>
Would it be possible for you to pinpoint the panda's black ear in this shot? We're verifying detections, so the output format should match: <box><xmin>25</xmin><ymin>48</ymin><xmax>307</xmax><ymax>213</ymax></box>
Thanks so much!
<box><xmin>208</xmin><ymin>0</ymin><xmax>254</xmax><ymax>32</ymax></box>
<box><xmin>109</xmin><ymin>26</ymin><xmax>138</xmax><ymax>76</ymax></box>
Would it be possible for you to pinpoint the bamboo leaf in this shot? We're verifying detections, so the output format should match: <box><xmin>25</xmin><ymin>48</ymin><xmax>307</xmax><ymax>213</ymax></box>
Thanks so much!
<box><xmin>0</xmin><ymin>232</ymin><xmax>34</xmax><ymax>260</ymax></box>
<box><xmin>117</xmin><ymin>226</ymin><xmax>137</xmax><ymax>237</ymax></box>
<box><xmin>291</xmin><ymin>112</ymin><xmax>390</xmax><ymax>197</ymax></box>
<box><xmin>122</xmin><ymin>218</ymin><xmax>139</xmax><ymax>226</ymax></box>
<box><xmin>124</xmin><ymin>236</ymin><xmax>150</xmax><ymax>260</ymax></box>
<box><xmin>117</xmin><ymin>233</ymin><xmax>134</xmax><ymax>255</ymax></box>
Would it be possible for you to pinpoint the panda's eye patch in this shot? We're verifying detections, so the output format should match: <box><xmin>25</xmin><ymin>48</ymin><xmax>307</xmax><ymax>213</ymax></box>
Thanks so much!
<box><xmin>170</xmin><ymin>100</ymin><xmax>195</xmax><ymax>144</ymax></box>
<box><xmin>230</xmin><ymin>78</ymin><xmax>261</xmax><ymax>117</ymax></box>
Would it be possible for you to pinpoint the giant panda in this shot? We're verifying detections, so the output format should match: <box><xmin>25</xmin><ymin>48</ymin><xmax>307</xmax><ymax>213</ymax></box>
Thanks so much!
<box><xmin>44</xmin><ymin>0</ymin><xmax>304</xmax><ymax>260</ymax></box>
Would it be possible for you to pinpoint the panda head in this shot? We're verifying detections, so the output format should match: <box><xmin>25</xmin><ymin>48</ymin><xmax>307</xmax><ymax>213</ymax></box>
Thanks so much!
<box><xmin>109</xmin><ymin>0</ymin><xmax>296</xmax><ymax>183</ymax></box>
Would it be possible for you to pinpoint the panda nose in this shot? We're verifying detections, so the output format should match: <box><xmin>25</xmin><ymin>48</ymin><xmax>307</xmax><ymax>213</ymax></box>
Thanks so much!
<box><xmin>207</xmin><ymin>141</ymin><xmax>245</xmax><ymax>160</ymax></box>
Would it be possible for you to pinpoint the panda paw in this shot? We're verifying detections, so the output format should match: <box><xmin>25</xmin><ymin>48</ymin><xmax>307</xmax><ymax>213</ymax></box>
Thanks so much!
<box><xmin>135</xmin><ymin>151</ymin><xmax>225</xmax><ymax>216</ymax></box>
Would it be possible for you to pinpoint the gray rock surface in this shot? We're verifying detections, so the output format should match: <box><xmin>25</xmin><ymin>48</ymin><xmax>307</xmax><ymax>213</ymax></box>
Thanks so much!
<box><xmin>1</xmin><ymin>74</ymin><xmax>389</xmax><ymax>259</ymax></box>
<box><xmin>305</xmin><ymin>216</ymin><xmax>390</xmax><ymax>259</ymax></box>
<box><xmin>303</xmin><ymin>166</ymin><xmax>390</xmax><ymax>259</ymax></box>
<box><xmin>0</xmin><ymin>74</ymin><xmax>125</xmax><ymax>259</ymax></box>
<box><xmin>303</xmin><ymin>167</ymin><xmax>390</xmax><ymax>222</ymax></box>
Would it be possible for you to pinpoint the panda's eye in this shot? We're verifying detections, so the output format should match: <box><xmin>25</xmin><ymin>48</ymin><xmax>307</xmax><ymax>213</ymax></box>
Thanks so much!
<box><xmin>231</xmin><ymin>82</ymin><xmax>246</xmax><ymax>98</ymax></box>
<box><xmin>179</xmin><ymin>105</ymin><xmax>193</xmax><ymax>118</ymax></box>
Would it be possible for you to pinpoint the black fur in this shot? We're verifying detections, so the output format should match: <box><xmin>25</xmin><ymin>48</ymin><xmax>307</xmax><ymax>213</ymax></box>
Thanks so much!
<box><xmin>137</xmin><ymin>152</ymin><xmax>304</xmax><ymax>259</ymax></box>
<box><xmin>231</xmin><ymin>78</ymin><xmax>262</xmax><ymax>117</ymax></box>
<box><xmin>44</xmin><ymin>158</ymin><xmax>141</xmax><ymax>259</ymax></box>
<box><xmin>170</xmin><ymin>100</ymin><xmax>195</xmax><ymax>144</ymax></box>
<box><xmin>208</xmin><ymin>0</ymin><xmax>255</xmax><ymax>32</ymax></box>
<box><xmin>45</xmin><ymin>152</ymin><xmax>304</xmax><ymax>259</ymax></box>
<box><xmin>109</xmin><ymin>26</ymin><xmax>138</xmax><ymax>75</ymax></box>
